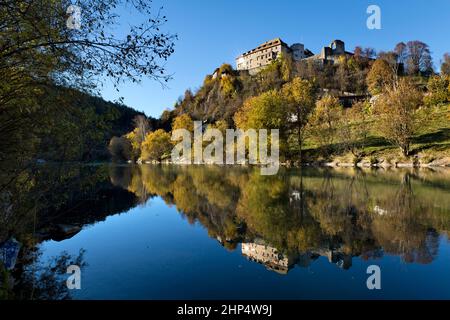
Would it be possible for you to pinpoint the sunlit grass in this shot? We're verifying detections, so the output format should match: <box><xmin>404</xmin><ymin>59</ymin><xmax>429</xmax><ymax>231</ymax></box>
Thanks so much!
<box><xmin>302</xmin><ymin>104</ymin><xmax>450</xmax><ymax>163</ymax></box>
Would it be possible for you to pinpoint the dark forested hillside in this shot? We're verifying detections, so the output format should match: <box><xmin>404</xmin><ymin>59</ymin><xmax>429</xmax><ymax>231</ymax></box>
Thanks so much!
<box><xmin>33</xmin><ymin>86</ymin><xmax>147</xmax><ymax>162</ymax></box>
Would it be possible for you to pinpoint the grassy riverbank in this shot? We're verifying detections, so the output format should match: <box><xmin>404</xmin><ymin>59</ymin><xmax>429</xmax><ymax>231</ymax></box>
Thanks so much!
<box><xmin>302</xmin><ymin>104</ymin><xmax>450</xmax><ymax>166</ymax></box>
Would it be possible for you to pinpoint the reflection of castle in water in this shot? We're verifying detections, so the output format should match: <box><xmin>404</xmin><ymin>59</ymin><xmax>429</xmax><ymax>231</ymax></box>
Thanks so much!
<box><xmin>241</xmin><ymin>239</ymin><xmax>353</xmax><ymax>275</ymax></box>
<box><xmin>109</xmin><ymin>165</ymin><xmax>448</xmax><ymax>271</ymax></box>
<box><xmin>242</xmin><ymin>241</ymin><xmax>296</xmax><ymax>274</ymax></box>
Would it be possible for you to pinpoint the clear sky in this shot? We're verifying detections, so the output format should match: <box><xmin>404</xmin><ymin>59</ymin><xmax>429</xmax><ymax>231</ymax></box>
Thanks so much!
<box><xmin>100</xmin><ymin>0</ymin><xmax>450</xmax><ymax>118</ymax></box>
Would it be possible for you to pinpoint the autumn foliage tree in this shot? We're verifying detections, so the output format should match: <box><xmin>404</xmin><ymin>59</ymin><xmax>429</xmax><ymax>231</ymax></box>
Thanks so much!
<box><xmin>234</xmin><ymin>90</ymin><xmax>289</xmax><ymax>156</ymax></box>
<box><xmin>374</xmin><ymin>79</ymin><xmax>424</xmax><ymax>156</ymax></box>
<box><xmin>281</xmin><ymin>78</ymin><xmax>317</xmax><ymax>161</ymax></box>
<box><xmin>308</xmin><ymin>95</ymin><xmax>343</xmax><ymax>153</ymax></box>
<box><xmin>367</xmin><ymin>59</ymin><xmax>396</xmax><ymax>95</ymax></box>
<box><xmin>172</xmin><ymin>114</ymin><xmax>194</xmax><ymax>132</ymax></box>
<box><xmin>141</xmin><ymin>129</ymin><xmax>173</xmax><ymax>161</ymax></box>
<box><xmin>424</xmin><ymin>75</ymin><xmax>450</xmax><ymax>106</ymax></box>
<box><xmin>234</xmin><ymin>90</ymin><xmax>288</xmax><ymax>131</ymax></box>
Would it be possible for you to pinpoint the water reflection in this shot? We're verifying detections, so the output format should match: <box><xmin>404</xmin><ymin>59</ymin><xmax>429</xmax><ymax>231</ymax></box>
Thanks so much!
<box><xmin>110</xmin><ymin>165</ymin><xmax>450</xmax><ymax>272</ymax></box>
<box><xmin>1</xmin><ymin>164</ymin><xmax>450</xmax><ymax>299</ymax></box>
<box><xmin>1</xmin><ymin>164</ymin><xmax>134</xmax><ymax>299</ymax></box>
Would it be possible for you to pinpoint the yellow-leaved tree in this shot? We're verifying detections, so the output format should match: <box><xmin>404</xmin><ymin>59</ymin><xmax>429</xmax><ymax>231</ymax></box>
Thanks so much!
<box><xmin>366</xmin><ymin>59</ymin><xmax>396</xmax><ymax>95</ymax></box>
<box><xmin>234</xmin><ymin>90</ymin><xmax>289</xmax><ymax>158</ymax></box>
<box><xmin>308</xmin><ymin>95</ymin><xmax>343</xmax><ymax>153</ymax></box>
<box><xmin>172</xmin><ymin>114</ymin><xmax>194</xmax><ymax>132</ymax></box>
<box><xmin>374</xmin><ymin>78</ymin><xmax>424</xmax><ymax>156</ymax></box>
<box><xmin>281</xmin><ymin>78</ymin><xmax>317</xmax><ymax>162</ymax></box>
<box><xmin>141</xmin><ymin>129</ymin><xmax>173</xmax><ymax>161</ymax></box>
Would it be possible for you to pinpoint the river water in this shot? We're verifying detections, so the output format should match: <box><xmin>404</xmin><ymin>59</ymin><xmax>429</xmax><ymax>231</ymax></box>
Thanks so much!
<box><xmin>34</xmin><ymin>164</ymin><xmax>450</xmax><ymax>299</ymax></box>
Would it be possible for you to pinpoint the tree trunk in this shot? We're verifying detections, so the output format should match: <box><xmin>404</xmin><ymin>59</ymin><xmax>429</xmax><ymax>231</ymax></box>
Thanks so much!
<box><xmin>402</xmin><ymin>144</ymin><xmax>410</xmax><ymax>157</ymax></box>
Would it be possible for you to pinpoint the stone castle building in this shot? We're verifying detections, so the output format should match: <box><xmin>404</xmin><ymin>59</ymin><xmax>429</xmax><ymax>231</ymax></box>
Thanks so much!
<box><xmin>236</xmin><ymin>38</ymin><xmax>313</xmax><ymax>75</ymax></box>
<box><xmin>304</xmin><ymin>39</ymin><xmax>354</xmax><ymax>64</ymax></box>
<box><xmin>236</xmin><ymin>38</ymin><xmax>353</xmax><ymax>74</ymax></box>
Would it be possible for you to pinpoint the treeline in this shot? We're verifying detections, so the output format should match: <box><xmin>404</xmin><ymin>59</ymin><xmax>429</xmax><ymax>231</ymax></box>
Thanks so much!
<box><xmin>31</xmin><ymin>86</ymin><xmax>147</xmax><ymax>162</ymax></box>
<box><xmin>111</xmin><ymin>41</ymin><xmax>450</xmax><ymax>164</ymax></box>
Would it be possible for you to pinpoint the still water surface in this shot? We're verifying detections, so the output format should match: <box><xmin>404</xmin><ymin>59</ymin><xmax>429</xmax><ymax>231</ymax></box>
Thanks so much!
<box><xmin>38</xmin><ymin>165</ymin><xmax>450</xmax><ymax>299</ymax></box>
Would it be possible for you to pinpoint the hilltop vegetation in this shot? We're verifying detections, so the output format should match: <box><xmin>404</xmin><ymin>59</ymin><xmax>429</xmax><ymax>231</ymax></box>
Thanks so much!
<box><xmin>113</xmin><ymin>42</ymin><xmax>450</xmax><ymax>166</ymax></box>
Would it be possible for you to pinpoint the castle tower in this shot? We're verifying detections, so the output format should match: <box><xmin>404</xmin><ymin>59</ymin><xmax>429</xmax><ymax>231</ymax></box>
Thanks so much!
<box><xmin>290</xmin><ymin>43</ymin><xmax>305</xmax><ymax>61</ymax></box>
<box><xmin>330</xmin><ymin>40</ymin><xmax>345</xmax><ymax>54</ymax></box>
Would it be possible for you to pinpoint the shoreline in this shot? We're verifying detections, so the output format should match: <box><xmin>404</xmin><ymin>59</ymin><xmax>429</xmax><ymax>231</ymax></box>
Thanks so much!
<box><xmin>123</xmin><ymin>158</ymin><xmax>450</xmax><ymax>169</ymax></box>
<box><xmin>312</xmin><ymin>160</ymin><xmax>450</xmax><ymax>168</ymax></box>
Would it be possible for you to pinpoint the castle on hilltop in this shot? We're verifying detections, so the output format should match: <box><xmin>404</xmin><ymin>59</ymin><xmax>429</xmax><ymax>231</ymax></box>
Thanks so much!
<box><xmin>236</xmin><ymin>38</ymin><xmax>313</xmax><ymax>75</ymax></box>
<box><xmin>236</xmin><ymin>38</ymin><xmax>354</xmax><ymax>75</ymax></box>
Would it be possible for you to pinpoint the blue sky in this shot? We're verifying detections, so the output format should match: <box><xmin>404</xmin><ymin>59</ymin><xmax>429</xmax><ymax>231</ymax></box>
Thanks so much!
<box><xmin>100</xmin><ymin>0</ymin><xmax>449</xmax><ymax>118</ymax></box>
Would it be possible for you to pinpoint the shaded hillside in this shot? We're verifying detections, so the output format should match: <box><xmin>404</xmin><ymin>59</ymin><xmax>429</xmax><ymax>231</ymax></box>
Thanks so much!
<box><xmin>35</xmin><ymin>86</ymin><xmax>148</xmax><ymax>162</ymax></box>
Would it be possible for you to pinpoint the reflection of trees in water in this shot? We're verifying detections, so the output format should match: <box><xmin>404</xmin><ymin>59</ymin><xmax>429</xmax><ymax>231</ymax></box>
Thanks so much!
<box><xmin>109</xmin><ymin>165</ymin><xmax>133</xmax><ymax>190</ymax></box>
<box><xmin>110</xmin><ymin>165</ymin><xmax>245</xmax><ymax>248</ymax></box>
<box><xmin>171</xmin><ymin>166</ymin><xmax>243</xmax><ymax>248</ymax></box>
<box><xmin>114</xmin><ymin>165</ymin><xmax>450</xmax><ymax>268</ymax></box>
<box><xmin>1</xmin><ymin>164</ymin><xmax>117</xmax><ymax>243</ymax></box>
<box><xmin>1</xmin><ymin>249</ymin><xmax>86</xmax><ymax>300</ymax></box>
<box><xmin>1</xmin><ymin>164</ymin><xmax>136</xmax><ymax>299</ymax></box>
<box><xmin>2</xmin><ymin>164</ymin><xmax>448</xmax><ymax>292</ymax></box>
<box><xmin>370</xmin><ymin>172</ymin><xmax>440</xmax><ymax>264</ymax></box>
<box><xmin>237</xmin><ymin>172</ymin><xmax>294</xmax><ymax>250</ymax></box>
<box><xmin>306</xmin><ymin>169</ymin><xmax>376</xmax><ymax>256</ymax></box>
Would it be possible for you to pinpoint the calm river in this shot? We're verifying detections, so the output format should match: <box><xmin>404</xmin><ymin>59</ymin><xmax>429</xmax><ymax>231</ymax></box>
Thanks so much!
<box><xmin>29</xmin><ymin>165</ymin><xmax>450</xmax><ymax>299</ymax></box>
